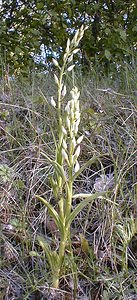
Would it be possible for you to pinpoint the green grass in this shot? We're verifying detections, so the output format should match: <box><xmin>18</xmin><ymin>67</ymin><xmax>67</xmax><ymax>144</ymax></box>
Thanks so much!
<box><xmin>0</xmin><ymin>59</ymin><xmax>137</xmax><ymax>299</ymax></box>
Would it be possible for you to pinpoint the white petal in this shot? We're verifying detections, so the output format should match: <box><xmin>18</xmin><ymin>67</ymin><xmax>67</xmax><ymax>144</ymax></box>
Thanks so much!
<box><xmin>52</xmin><ymin>58</ymin><xmax>59</xmax><ymax>67</ymax></box>
<box><xmin>71</xmin><ymin>137</ymin><xmax>76</xmax><ymax>150</ymax></box>
<box><xmin>66</xmin><ymin>116</ymin><xmax>70</xmax><ymax>130</ymax></box>
<box><xmin>74</xmin><ymin>118</ymin><xmax>80</xmax><ymax>134</ymax></box>
<box><xmin>54</xmin><ymin>73</ymin><xmax>59</xmax><ymax>85</ymax></box>
<box><xmin>62</xmin><ymin>139</ymin><xmax>67</xmax><ymax>150</ymax></box>
<box><xmin>67</xmin><ymin>64</ymin><xmax>75</xmax><ymax>72</ymax></box>
<box><xmin>74</xmin><ymin>161</ymin><xmax>80</xmax><ymax>172</ymax></box>
<box><xmin>50</xmin><ymin>96</ymin><xmax>56</xmax><ymax>108</ymax></box>
<box><xmin>62</xmin><ymin>148</ymin><xmax>68</xmax><ymax>161</ymax></box>
<box><xmin>66</xmin><ymin>38</ymin><xmax>70</xmax><ymax>53</ymax></box>
<box><xmin>62</xmin><ymin>85</ymin><xmax>67</xmax><ymax>97</ymax></box>
<box><xmin>77</xmin><ymin>135</ymin><xmax>83</xmax><ymax>144</ymax></box>
<box><xmin>67</xmin><ymin>54</ymin><xmax>73</xmax><ymax>63</ymax></box>
<box><xmin>73</xmin><ymin>145</ymin><xmax>80</xmax><ymax>162</ymax></box>
<box><xmin>72</xmin><ymin>48</ymin><xmax>80</xmax><ymax>54</ymax></box>
<box><xmin>62</xmin><ymin>126</ymin><xmax>67</xmax><ymax>135</ymax></box>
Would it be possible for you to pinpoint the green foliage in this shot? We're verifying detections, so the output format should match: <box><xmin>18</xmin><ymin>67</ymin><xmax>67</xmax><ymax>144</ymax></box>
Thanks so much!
<box><xmin>0</xmin><ymin>0</ymin><xmax>137</xmax><ymax>75</ymax></box>
<box><xmin>0</xmin><ymin>164</ymin><xmax>13</xmax><ymax>183</ymax></box>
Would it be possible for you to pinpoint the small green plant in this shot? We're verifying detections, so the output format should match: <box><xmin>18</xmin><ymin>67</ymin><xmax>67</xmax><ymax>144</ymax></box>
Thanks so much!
<box><xmin>0</xmin><ymin>164</ymin><xmax>13</xmax><ymax>183</ymax></box>
<box><xmin>36</xmin><ymin>26</ymin><xmax>104</xmax><ymax>289</ymax></box>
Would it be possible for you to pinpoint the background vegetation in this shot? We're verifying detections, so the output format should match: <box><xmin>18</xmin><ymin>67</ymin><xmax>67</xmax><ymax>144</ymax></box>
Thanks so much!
<box><xmin>0</xmin><ymin>0</ymin><xmax>137</xmax><ymax>75</ymax></box>
<box><xmin>0</xmin><ymin>1</ymin><xmax>137</xmax><ymax>300</ymax></box>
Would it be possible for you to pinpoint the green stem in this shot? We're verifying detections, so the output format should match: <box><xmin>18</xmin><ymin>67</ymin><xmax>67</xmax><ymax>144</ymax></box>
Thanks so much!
<box><xmin>52</xmin><ymin>231</ymin><xmax>68</xmax><ymax>288</ymax></box>
<box><xmin>66</xmin><ymin>181</ymin><xmax>73</xmax><ymax>217</ymax></box>
<box><xmin>52</xmin><ymin>271</ymin><xmax>60</xmax><ymax>289</ymax></box>
<box><xmin>58</xmin><ymin>54</ymin><xmax>68</xmax><ymax>112</ymax></box>
<box><xmin>52</xmin><ymin>51</ymin><xmax>72</xmax><ymax>289</ymax></box>
<box><xmin>58</xmin><ymin>196</ymin><xmax>65</xmax><ymax>222</ymax></box>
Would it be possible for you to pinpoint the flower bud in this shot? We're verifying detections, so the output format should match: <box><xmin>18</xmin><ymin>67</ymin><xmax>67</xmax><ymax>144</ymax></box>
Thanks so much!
<box><xmin>54</xmin><ymin>73</ymin><xmax>59</xmax><ymax>85</ymax></box>
<box><xmin>73</xmin><ymin>145</ymin><xmax>80</xmax><ymax>163</ymax></box>
<box><xmin>77</xmin><ymin>135</ymin><xmax>83</xmax><ymax>145</ymax></box>
<box><xmin>72</xmin><ymin>30</ymin><xmax>79</xmax><ymax>45</ymax></box>
<box><xmin>50</xmin><ymin>96</ymin><xmax>56</xmax><ymax>108</ymax></box>
<box><xmin>62</xmin><ymin>126</ymin><xmax>67</xmax><ymax>135</ymax></box>
<box><xmin>71</xmin><ymin>137</ymin><xmax>76</xmax><ymax>150</ymax></box>
<box><xmin>52</xmin><ymin>58</ymin><xmax>59</xmax><ymax>67</ymax></box>
<box><xmin>66</xmin><ymin>116</ymin><xmax>70</xmax><ymax>130</ymax></box>
<box><xmin>62</xmin><ymin>139</ymin><xmax>67</xmax><ymax>150</ymax></box>
<box><xmin>72</xmin><ymin>48</ymin><xmax>80</xmax><ymax>54</ymax></box>
<box><xmin>73</xmin><ymin>118</ymin><xmax>80</xmax><ymax>135</ymax></box>
<box><xmin>63</xmin><ymin>53</ymin><xmax>68</xmax><ymax>61</ymax></box>
<box><xmin>62</xmin><ymin>85</ymin><xmax>67</xmax><ymax>97</ymax></box>
<box><xmin>65</xmin><ymin>102</ymin><xmax>70</xmax><ymax>114</ymax></box>
<box><xmin>67</xmin><ymin>54</ymin><xmax>73</xmax><ymax>63</ymax></box>
<box><xmin>62</xmin><ymin>148</ymin><xmax>68</xmax><ymax>162</ymax></box>
<box><xmin>74</xmin><ymin>161</ymin><xmax>80</xmax><ymax>173</ymax></box>
<box><xmin>67</xmin><ymin>64</ymin><xmax>75</xmax><ymax>72</ymax></box>
<box><xmin>66</xmin><ymin>38</ymin><xmax>70</xmax><ymax>53</ymax></box>
<box><xmin>75</xmin><ymin>111</ymin><xmax>80</xmax><ymax>121</ymax></box>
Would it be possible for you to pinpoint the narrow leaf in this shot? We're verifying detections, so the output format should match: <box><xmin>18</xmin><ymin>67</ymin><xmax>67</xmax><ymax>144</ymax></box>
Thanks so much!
<box><xmin>40</xmin><ymin>151</ymin><xmax>67</xmax><ymax>182</ymax></box>
<box><xmin>52</xmin><ymin>161</ymin><xmax>67</xmax><ymax>182</ymax></box>
<box><xmin>37</xmin><ymin>236</ymin><xmax>59</xmax><ymax>270</ymax></box>
<box><xmin>72</xmin><ymin>192</ymin><xmax>117</xmax><ymax>205</ymax></box>
<box><xmin>35</xmin><ymin>195</ymin><xmax>64</xmax><ymax>238</ymax></box>
<box><xmin>72</xmin><ymin>156</ymin><xmax>101</xmax><ymax>181</ymax></box>
<box><xmin>66</xmin><ymin>192</ymin><xmax>104</xmax><ymax>226</ymax></box>
<box><xmin>37</xmin><ymin>235</ymin><xmax>52</xmax><ymax>265</ymax></box>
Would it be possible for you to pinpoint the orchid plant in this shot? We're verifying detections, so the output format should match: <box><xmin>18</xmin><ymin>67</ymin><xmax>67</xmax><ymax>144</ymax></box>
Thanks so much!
<box><xmin>36</xmin><ymin>25</ymin><xmax>104</xmax><ymax>288</ymax></box>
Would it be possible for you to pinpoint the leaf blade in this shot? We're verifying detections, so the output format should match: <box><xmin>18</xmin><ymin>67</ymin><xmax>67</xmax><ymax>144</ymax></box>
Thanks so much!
<box><xmin>35</xmin><ymin>195</ymin><xmax>64</xmax><ymax>238</ymax></box>
<box><xmin>66</xmin><ymin>192</ymin><xmax>104</xmax><ymax>226</ymax></box>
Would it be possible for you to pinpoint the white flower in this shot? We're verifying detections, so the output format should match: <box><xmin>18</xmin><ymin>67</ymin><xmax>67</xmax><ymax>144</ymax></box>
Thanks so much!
<box><xmin>66</xmin><ymin>116</ymin><xmax>70</xmax><ymax>130</ymax></box>
<box><xmin>74</xmin><ymin>111</ymin><xmax>80</xmax><ymax>120</ymax></box>
<box><xmin>67</xmin><ymin>64</ymin><xmax>75</xmax><ymax>72</ymax></box>
<box><xmin>67</xmin><ymin>54</ymin><xmax>73</xmax><ymax>63</ymax></box>
<box><xmin>54</xmin><ymin>73</ymin><xmax>59</xmax><ymax>85</ymax></box>
<box><xmin>72</xmin><ymin>48</ymin><xmax>80</xmax><ymax>54</ymax></box>
<box><xmin>50</xmin><ymin>96</ymin><xmax>56</xmax><ymax>108</ymax></box>
<box><xmin>74</xmin><ymin>161</ymin><xmax>80</xmax><ymax>173</ymax></box>
<box><xmin>65</xmin><ymin>102</ymin><xmax>70</xmax><ymax>114</ymax></box>
<box><xmin>71</xmin><ymin>137</ymin><xmax>76</xmax><ymax>150</ymax></box>
<box><xmin>73</xmin><ymin>118</ymin><xmax>80</xmax><ymax>135</ymax></box>
<box><xmin>63</xmin><ymin>53</ymin><xmax>68</xmax><ymax>61</ymax></box>
<box><xmin>62</xmin><ymin>139</ymin><xmax>67</xmax><ymax>150</ymax></box>
<box><xmin>65</xmin><ymin>38</ymin><xmax>70</xmax><ymax>53</ymax></box>
<box><xmin>74</xmin><ymin>99</ymin><xmax>80</xmax><ymax>111</ymax></box>
<box><xmin>62</xmin><ymin>148</ymin><xmax>68</xmax><ymax>162</ymax></box>
<box><xmin>52</xmin><ymin>58</ymin><xmax>59</xmax><ymax>67</ymax></box>
<box><xmin>73</xmin><ymin>145</ymin><xmax>80</xmax><ymax>163</ymax></box>
<box><xmin>70</xmin><ymin>87</ymin><xmax>80</xmax><ymax>101</ymax></box>
<box><xmin>62</xmin><ymin>126</ymin><xmax>67</xmax><ymax>135</ymax></box>
<box><xmin>62</xmin><ymin>85</ymin><xmax>67</xmax><ymax>97</ymax></box>
<box><xmin>77</xmin><ymin>135</ymin><xmax>83</xmax><ymax>144</ymax></box>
